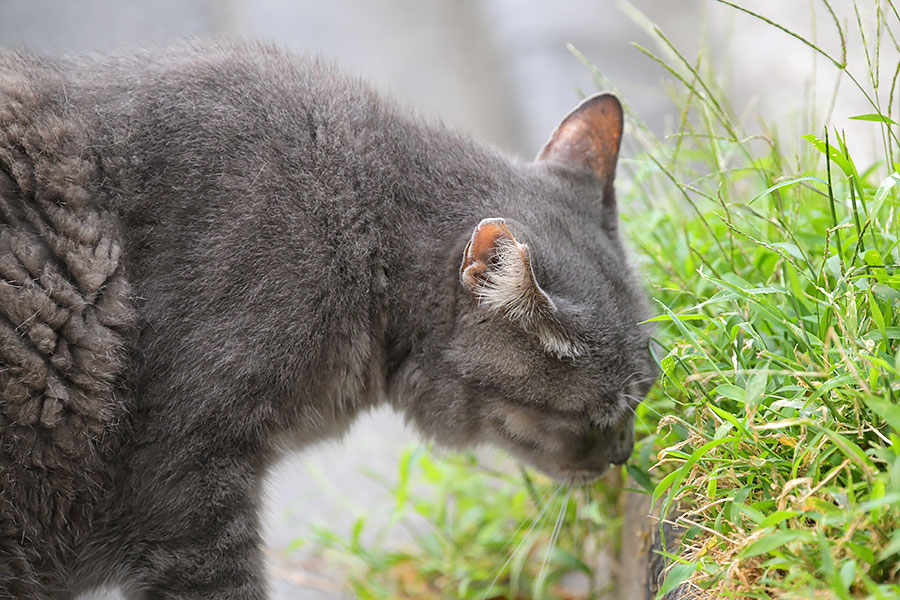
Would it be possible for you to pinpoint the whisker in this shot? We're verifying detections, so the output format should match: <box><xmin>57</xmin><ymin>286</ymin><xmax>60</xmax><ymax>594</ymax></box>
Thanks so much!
<box><xmin>491</xmin><ymin>478</ymin><xmax>558</xmax><ymax>559</ymax></box>
<box><xmin>621</xmin><ymin>370</ymin><xmax>645</xmax><ymax>387</ymax></box>
<box><xmin>583</xmin><ymin>484</ymin><xmax>595</xmax><ymax>564</ymax></box>
<box><xmin>480</xmin><ymin>483</ymin><xmax>562</xmax><ymax>600</ymax></box>
<box><xmin>626</xmin><ymin>393</ymin><xmax>663</xmax><ymax>419</ymax></box>
<box><xmin>535</xmin><ymin>485</ymin><xmax>572</xmax><ymax>599</ymax></box>
<box><xmin>622</xmin><ymin>398</ymin><xmax>649</xmax><ymax>429</ymax></box>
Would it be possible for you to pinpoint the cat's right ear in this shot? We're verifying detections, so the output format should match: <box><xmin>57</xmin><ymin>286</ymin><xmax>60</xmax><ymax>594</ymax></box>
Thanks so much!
<box><xmin>536</xmin><ymin>93</ymin><xmax>623</xmax><ymax>194</ymax></box>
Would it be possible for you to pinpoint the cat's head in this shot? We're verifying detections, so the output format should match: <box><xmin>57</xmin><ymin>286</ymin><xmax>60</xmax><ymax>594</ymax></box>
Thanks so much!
<box><xmin>405</xmin><ymin>93</ymin><xmax>657</xmax><ymax>484</ymax></box>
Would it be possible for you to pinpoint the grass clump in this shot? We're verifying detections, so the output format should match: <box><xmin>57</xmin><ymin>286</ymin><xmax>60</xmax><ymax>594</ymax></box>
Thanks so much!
<box><xmin>298</xmin><ymin>2</ymin><xmax>900</xmax><ymax>598</ymax></box>
<box><xmin>619</xmin><ymin>1</ymin><xmax>900</xmax><ymax>597</ymax></box>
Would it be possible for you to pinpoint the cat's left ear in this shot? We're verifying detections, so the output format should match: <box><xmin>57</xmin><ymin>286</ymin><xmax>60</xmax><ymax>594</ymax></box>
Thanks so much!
<box><xmin>459</xmin><ymin>218</ymin><xmax>583</xmax><ymax>358</ymax></box>
<box><xmin>537</xmin><ymin>93</ymin><xmax>623</xmax><ymax>192</ymax></box>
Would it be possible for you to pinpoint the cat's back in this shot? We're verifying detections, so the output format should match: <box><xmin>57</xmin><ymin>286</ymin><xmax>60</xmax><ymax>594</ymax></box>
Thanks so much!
<box><xmin>0</xmin><ymin>40</ymin><xmax>395</xmax><ymax>522</ymax></box>
<box><xmin>0</xmin><ymin>42</ymin><xmax>395</xmax><ymax>591</ymax></box>
<box><xmin>0</xmin><ymin>40</ymin><xmax>401</xmax><ymax>441</ymax></box>
<box><xmin>0</xmin><ymin>43</ymin><xmax>331</xmax><ymax>473</ymax></box>
<box><xmin>2</xmin><ymin>41</ymin><xmax>389</xmax><ymax>190</ymax></box>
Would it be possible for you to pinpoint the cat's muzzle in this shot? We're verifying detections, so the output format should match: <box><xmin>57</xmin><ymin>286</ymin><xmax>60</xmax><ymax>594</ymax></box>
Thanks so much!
<box><xmin>580</xmin><ymin>419</ymin><xmax>634</xmax><ymax>470</ymax></box>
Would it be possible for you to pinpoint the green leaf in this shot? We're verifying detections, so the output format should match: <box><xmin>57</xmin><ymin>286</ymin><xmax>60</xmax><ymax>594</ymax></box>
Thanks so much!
<box><xmin>865</xmin><ymin>327</ymin><xmax>900</xmax><ymax>342</ymax></box>
<box><xmin>747</xmin><ymin>176</ymin><xmax>826</xmax><ymax>205</ymax></box>
<box><xmin>871</xmin><ymin>172</ymin><xmax>900</xmax><ymax>217</ymax></box>
<box><xmin>861</xmin><ymin>396</ymin><xmax>900</xmax><ymax>432</ymax></box>
<box><xmin>734</xmin><ymin>502</ymin><xmax>764</xmax><ymax>525</ymax></box>
<box><xmin>896</xmin><ymin>347</ymin><xmax>900</xmax><ymax>375</ymax></box>
<box><xmin>660</xmin><ymin>437</ymin><xmax>735</xmax><ymax>518</ymax></box>
<box><xmin>394</xmin><ymin>446</ymin><xmax>424</xmax><ymax>513</ymax></box>
<box><xmin>745</xmin><ymin>369</ymin><xmax>768</xmax><ymax>409</ymax></box>
<box><xmin>863</xmin><ymin>248</ymin><xmax>884</xmax><ymax>267</ymax></box>
<box><xmin>652</xmin><ymin>469</ymin><xmax>681</xmax><ymax>506</ymax></box>
<box><xmin>656</xmin><ymin>561</ymin><xmax>697</xmax><ymax>598</ymax></box>
<box><xmin>855</xmin><ymin>492</ymin><xmax>900</xmax><ymax>513</ymax></box>
<box><xmin>653</xmin><ymin>298</ymin><xmax>717</xmax><ymax>370</ymax></box>
<box><xmin>878</xmin><ymin>530</ymin><xmax>900</xmax><ymax>561</ymax></box>
<box><xmin>872</xmin><ymin>284</ymin><xmax>900</xmax><ymax>306</ymax></box>
<box><xmin>740</xmin><ymin>530</ymin><xmax>812</xmax><ymax>558</ymax></box>
<box><xmin>838</xmin><ymin>559</ymin><xmax>856</xmax><ymax>591</ymax></box>
<box><xmin>716</xmin><ymin>384</ymin><xmax>745</xmax><ymax>402</ymax></box>
<box><xmin>756</xmin><ymin>510</ymin><xmax>800</xmax><ymax>530</ymax></box>
<box><xmin>802</xmin><ymin>133</ymin><xmax>852</xmax><ymax>176</ymax></box>
<box><xmin>284</xmin><ymin>537</ymin><xmax>306</xmax><ymax>553</ymax></box>
<box><xmin>713</xmin><ymin>421</ymin><xmax>734</xmax><ymax>440</ymax></box>
<box><xmin>771</xmin><ymin>241</ymin><xmax>806</xmax><ymax>260</ymax></box>
<box><xmin>644</xmin><ymin>313</ymin><xmax>712</xmax><ymax>323</ymax></box>
<box><xmin>627</xmin><ymin>463</ymin><xmax>654</xmax><ymax>492</ymax></box>
<box><xmin>708</xmin><ymin>402</ymin><xmax>747</xmax><ymax>434</ymax></box>
<box><xmin>351</xmin><ymin>516</ymin><xmax>366</xmax><ymax>550</ymax></box>
<box><xmin>868</xmin><ymin>291</ymin><xmax>889</xmax><ymax>352</ymax></box>
<box><xmin>845</xmin><ymin>541</ymin><xmax>876</xmax><ymax>565</ymax></box>
<box><xmin>818</xmin><ymin>429</ymin><xmax>875</xmax><ymax>477</ymax></box>
<box><xmin>849</xmin><ymin>113</ymin><xmax>900</xmax><ymax>125</ymax></box>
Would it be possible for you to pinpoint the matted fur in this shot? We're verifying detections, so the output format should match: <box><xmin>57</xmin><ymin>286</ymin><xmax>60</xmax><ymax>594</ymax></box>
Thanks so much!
<box><xmin>0</xmin><ymin>67</ymin><xmax>134</xmax><ymax>597</ymax></box>
<box><xmin>0</xmin><ymin>42</ymin><xmax>656</xmax><ymax>599</ymax></box>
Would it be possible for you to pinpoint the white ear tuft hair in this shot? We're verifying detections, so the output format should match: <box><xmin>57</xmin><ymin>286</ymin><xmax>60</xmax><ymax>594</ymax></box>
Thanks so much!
<box><xmin>459</xmin><ymin>218</ymin><xmax>584</xmax><ymax>358</ymax></box>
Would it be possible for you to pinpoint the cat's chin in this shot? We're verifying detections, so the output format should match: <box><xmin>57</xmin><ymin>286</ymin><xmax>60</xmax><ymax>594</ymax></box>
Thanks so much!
<box><xmin>543</xmin><ymin>465</ymin><xmax>612</xmax><ymax>486</ymax></box>
<box><xmin>508</xmin><ymin>449</ymin><xmax>615</xmax><ymax>485</ymax></box>
<box><xmin>482</xmin><ymin>425</ymin><xmax>622</xmax><ymax>486</ymax></box>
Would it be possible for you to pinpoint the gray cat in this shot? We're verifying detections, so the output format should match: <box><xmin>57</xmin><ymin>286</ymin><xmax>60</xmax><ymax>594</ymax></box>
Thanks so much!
<box><xmin>0</xmin><ymin>41</ymin><xmax>656</xmax><ymax>599</ymax></box>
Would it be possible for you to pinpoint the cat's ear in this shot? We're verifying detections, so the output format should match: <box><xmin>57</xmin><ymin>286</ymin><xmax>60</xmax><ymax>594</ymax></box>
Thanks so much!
<box><xmin>459</xmin><ymin>218</ymin><xmax>583</xmax><ymax>358</ymax></box>
<box><xmin>459</xmin><ymin>218</ymin><xmax>553</xmax><ymax>318</ymax></box>
<box><xmin>536</xmin><ymin>93</ymin><xmax>623</xmax><ymax>188</ymax></box>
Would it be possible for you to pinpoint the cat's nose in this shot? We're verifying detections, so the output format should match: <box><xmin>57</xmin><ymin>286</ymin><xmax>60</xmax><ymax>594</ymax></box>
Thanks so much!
<box><xmin>609</xmin><ymin>416</ymin><xmax>635</xmax><ymax>465</ymax></box>
<box><xmin>573</xmin><ymin>420</ymin><xmax>634</xmax><ymax>471</ymax></box>
<box><xmin>610</xmin><ymin>431</ymin><xmax>634</xmax><ymax>464</ymax></box>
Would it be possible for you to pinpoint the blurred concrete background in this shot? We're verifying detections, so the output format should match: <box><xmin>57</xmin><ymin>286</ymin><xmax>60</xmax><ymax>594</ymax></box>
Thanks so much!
<box><xmin>0</xmin><ymin>1</ymin><xmax>889</xmax><ymax>598</ymax></box>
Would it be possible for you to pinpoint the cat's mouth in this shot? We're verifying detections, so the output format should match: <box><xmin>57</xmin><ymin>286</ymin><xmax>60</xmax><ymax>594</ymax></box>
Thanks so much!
<box><xmin>488</xmin><ymin>409</ymin><xmax>634</xmax><ymax>485</ymax></box>
<box><xmin>509</xmin><ymin>452</ymin><xmax>616</xmax><ymax>485</ymax></box>
<box><xmin>557</xmin><ymin>468</ymin><xmax>611</xmax><ymax>486</ymax></box>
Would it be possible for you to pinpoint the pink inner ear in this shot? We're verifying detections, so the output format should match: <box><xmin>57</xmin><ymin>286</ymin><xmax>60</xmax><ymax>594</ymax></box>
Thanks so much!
<box><xmin>460</xmin><ymin>218</ymin><xmax>519</xmax><ymax>290</ymax></box>
<box><xmin>467</xmin><ymin>221</ymin><xmax>513</xmax><ymax>264</ymax></box>
<box><xmin>537</xmin><ymin>93</ymin><xmax>623</xmax><ymax>183</ymax></box>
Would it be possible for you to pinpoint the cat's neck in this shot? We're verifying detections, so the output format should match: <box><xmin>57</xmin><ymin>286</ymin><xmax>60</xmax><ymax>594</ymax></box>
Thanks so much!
<box><xmin>373</xmin><ymin>119</ymin><xmax>529</xmax><ymax>402</ymax></box>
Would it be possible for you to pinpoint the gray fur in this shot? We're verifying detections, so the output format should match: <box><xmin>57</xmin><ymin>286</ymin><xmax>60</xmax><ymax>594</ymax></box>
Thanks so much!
<box><xmin>0</xmin><ymin>41</ymin><xmax>656</xmax><ymax>599</ymax></box>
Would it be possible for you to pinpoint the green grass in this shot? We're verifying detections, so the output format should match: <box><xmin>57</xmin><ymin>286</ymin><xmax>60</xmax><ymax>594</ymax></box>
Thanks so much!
<box><xmin>301</xmin><ymin>447</ymin><xmax>620</xmax><ymax>599</ymax></box>
<box><xmin>619</xmin><ymin>1</ymin><xmax>900</xmax><ymax>597</ymax></box>
<box><xmin>299</xmin><ymin>2</ymin><xmax>900</xmax><ymax>598</ymax></box>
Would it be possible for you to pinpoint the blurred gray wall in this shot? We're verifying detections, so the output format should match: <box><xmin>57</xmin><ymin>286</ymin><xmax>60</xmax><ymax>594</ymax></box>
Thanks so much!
<box><xmin>2</xmin><ymin>1</ymin><xmax>887</xmax><ymax>160</ymax></box>
<box><xmin>0</xmin><ymin>0</ymin><xmax>696</xmax><ymax>155</ymax></box>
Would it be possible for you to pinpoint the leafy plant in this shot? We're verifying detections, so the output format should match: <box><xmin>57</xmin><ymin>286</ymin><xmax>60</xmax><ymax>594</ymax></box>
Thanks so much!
<box><xmin>616</xmin><ymin>1</ymin><xmax>900</xmax><ymax>597</ymax></box>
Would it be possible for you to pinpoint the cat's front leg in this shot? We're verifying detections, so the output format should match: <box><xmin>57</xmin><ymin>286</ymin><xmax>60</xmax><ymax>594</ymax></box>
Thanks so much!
<box><xmin>136</xmin><ymin>531</ymin><xmax>266</xmax><ymax>599</ymax></box>
<box><xmin>126</xmin><ymin>472</ymin><xmax>267</xmax><ymax>600</ymax></box>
